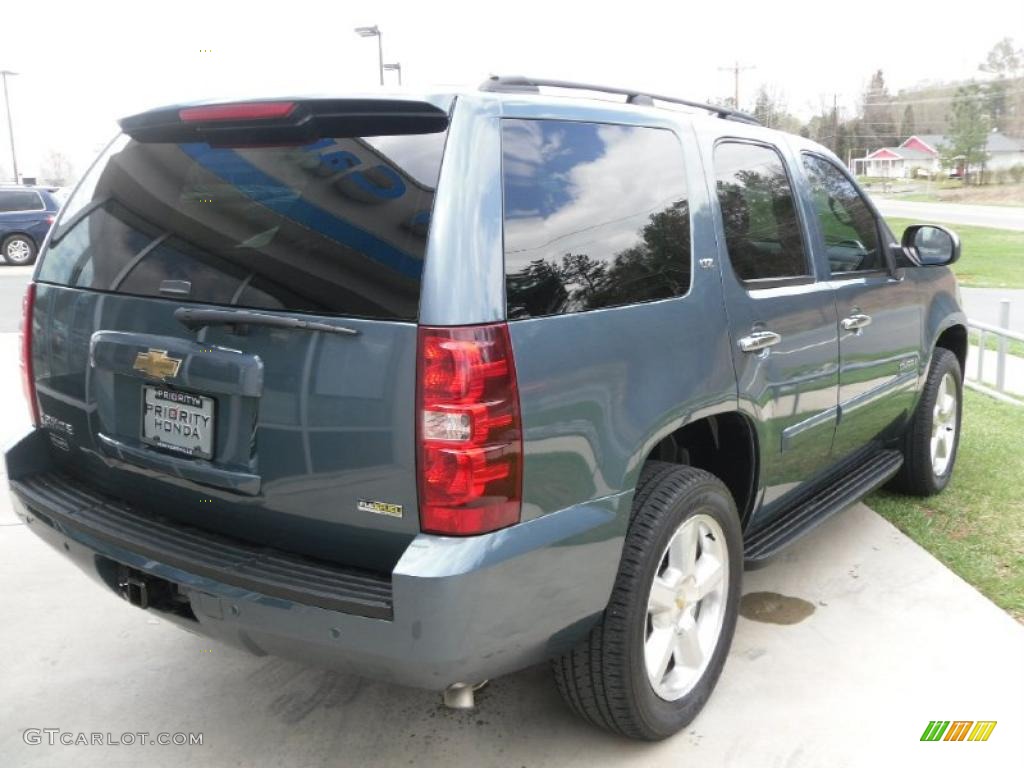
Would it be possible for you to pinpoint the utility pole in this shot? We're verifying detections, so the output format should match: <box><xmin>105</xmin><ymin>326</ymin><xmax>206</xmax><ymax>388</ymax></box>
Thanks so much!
<box><xmin>832</xmin><ymin>93</ymin><xmax>839</xmax><ymax>155</ymax></box>
<box><xmin>718</xmin><ymin>61</ymin><xmax>755</xmax><ymax>110</ymax></box>
<box><xmin>1</xmin><ymin>70</ymin><xmax>18</xmax><ymax>183</ymax></box>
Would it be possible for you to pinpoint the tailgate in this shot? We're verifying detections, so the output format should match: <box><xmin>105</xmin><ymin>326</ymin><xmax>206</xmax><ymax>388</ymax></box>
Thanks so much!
<box><xmin>27</xmin><ymin>97</ymin><xmax>452</xmax><ymax>572</ymax></box>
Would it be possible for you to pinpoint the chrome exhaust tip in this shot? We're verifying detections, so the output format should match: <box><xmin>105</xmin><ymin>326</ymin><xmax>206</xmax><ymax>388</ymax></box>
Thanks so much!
<box><xmin>442</xmin><ymin>680</ymin><xmax>488</xmax><ymax>709</ymax></box>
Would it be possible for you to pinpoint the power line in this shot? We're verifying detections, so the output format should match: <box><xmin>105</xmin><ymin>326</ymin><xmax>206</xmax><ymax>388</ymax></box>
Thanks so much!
<box><xmin>862</xmin><ymin>90</ymin><xmax>1024</xmax><ymax>107</ymax></box>
<box><xmin>718</xmin><ymin>61</ymin><xmax>756</xmax><ymax>109</ymax></box>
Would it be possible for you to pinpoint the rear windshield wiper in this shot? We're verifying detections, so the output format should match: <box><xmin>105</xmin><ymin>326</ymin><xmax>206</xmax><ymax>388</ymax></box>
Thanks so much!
<box><xmin>174</xmin><ymin>307</ymin><xmax>359</xmax><ymax>336</ymax></box>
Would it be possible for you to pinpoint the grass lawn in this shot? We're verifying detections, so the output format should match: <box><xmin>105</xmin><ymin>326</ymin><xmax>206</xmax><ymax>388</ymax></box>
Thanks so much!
<box><xmin>884</xmin><ymin>217</ymin><xmax>1024</xmax><ymax>289</ymax></box>
<box><xmin>863</xmin><ymin>179</ymin><xmax>1024</xmax><ymax>207</ymax></box>
<box><xmin>897</xmin><ymin>192</ymin><xmax>1024</xmax><ymax>207</ymax></box>
<box><xmin>867</xmin><ymin>390</ymin><xmax>1024</xmax><ymax>621</ymax></box>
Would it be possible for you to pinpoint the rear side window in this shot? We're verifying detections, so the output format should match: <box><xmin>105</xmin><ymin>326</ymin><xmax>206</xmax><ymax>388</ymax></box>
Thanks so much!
<box><xmin>37</xmin><ymin>128</ymin><xmax>448</xmax><ymax>320</ymax></box>
<box><xmin>713</xmin><ymin>141</ymin><xmax>809</xmax><ymax>283</ymax></box>
<box><xmin>801</xmin><ymin>153</ymin><xmax>884</xmax><ymax>274</ymax></box>
<box><xmin>0</xmin><ymin>190</ymin><xmax>44</xmax><ymax>212</ymax></box>
<box><xmin>501</xmin><ymin>119</ymin><xmax>691</xmax><ymax>319</ymax></box>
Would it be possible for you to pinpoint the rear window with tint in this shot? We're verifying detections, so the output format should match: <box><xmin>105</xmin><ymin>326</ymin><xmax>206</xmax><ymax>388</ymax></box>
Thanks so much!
<box><xmin>501</xmin><ymin>119</ymin><xmax>691</xmax><ymax>319</ymax></box>
<box><xmin>37</xmin><ymin>129</ymin><xmax>448</xmax><ymax>320</ymax></box>
<box><xmin>0</xmin><ymin>190</ymin><xmax>44</xmax><ymax>212</ymax></box>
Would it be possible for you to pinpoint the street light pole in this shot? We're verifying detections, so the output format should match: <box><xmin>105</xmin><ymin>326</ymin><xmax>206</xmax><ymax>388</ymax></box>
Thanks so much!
<box><xmin>354</xmin><ymin>26</ymin><xmax>384</xmax><ymax>86</ymax></box>
<box><xmin>383</xmin><ymin>63</ymin><xmax>402</xmax><ymax>86</ymax></box>
<box><xmin>376</xmin><ymin>31</ymin><xmax>383</xmax><ymax>86</ymax></box>
<box><xmin>1</xmin><ymin>70</ymin><xmax>18</xmax><ymax>183</ymax></box>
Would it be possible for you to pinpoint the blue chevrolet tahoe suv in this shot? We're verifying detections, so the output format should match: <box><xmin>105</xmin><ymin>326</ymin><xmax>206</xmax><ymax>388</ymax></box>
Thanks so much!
<box><xmin>0</xmin><ymin>186</ymin><xmax>61</xmax><ymax>265</ymax></box>
<box><xmin>6</xmin><ymin>77</ymin><xmax>967</xmax><ymax>740</ymax></box>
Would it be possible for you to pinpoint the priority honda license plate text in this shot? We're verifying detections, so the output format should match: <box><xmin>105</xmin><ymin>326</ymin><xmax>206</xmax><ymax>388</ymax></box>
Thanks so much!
<box><xmin>141</xmin><ymin>386</ymin><xmax>215</xmax><ymax>459</ymax></box>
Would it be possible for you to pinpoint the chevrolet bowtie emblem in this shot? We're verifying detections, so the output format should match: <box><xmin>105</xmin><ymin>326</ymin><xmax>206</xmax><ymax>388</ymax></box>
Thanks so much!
<box><xmin>132</xmin><ymin>348</ymin><xmax>182</xmax><ymax>380</ymax></box>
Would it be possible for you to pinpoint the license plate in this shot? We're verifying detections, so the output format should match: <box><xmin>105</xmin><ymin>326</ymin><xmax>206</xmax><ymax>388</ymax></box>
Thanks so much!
<box><xmin>141</xmin><ymin>386</ymin><xmax>215</xmax><ymax>460</ymax></box>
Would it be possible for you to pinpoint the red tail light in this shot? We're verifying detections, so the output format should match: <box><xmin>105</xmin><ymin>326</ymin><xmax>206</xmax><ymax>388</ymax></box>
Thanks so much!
<box><xmin>417</xmin><ymin>324</ymin><xmax>522</xmax><ymax>535</ymax></box>
<box><xmin>20</xmin><ymin>283</ymin><xmax>39</xmax><ymax>427</ymax></box>
<box><xmin>179</xmin><ymin>101</ymin><xmax>296</xmax><ymax>123</ymax></box>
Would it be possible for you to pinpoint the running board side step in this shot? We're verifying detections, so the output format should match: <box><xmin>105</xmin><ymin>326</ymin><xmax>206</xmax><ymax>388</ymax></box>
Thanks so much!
<box><xmin>743</xmin><ymin>449</ymin><xmax>903</xmax><ymax>566</ymax></box>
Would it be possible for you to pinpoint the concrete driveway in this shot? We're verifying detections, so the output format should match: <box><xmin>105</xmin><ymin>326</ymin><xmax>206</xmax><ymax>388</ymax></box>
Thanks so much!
<box><xmin>1</xmin><ymin>332</ymin><xmax>1022</xmax><ymax>768</ymax></box>
<box><xmin>873</xmin><ymin>199</ymin><xmax>1024</xmax><ymax>231</ymax></box>
<box><xmin>0</xmin><ymin>266</ymin><xmax>33</xmax><ymax>333</ymax></box>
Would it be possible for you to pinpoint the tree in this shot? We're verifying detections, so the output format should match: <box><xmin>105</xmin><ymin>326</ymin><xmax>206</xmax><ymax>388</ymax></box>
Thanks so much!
<box><xmin>749</xmin><ymin>85</ymin><xmax>801</xmax><ymax>133</ymax></box>
<box><xmin>892</xmin><ymin>81</ymin><xmax>965</xmax><ymax>135</ymax></box>
<box><xmin>505</xmin><ymin>201</ymin><xmax>692</xmax><ymax>317</ymax></box>
<box><xmin>833</xmin><ymin>121</ymin><xmax>853</xmax><ymax>168</ymax></box>
<box><xmin>40</xmin><ymin>150</ymin><xmax>74</xmax><ymax>186</ymax></box>
<box><xmin>901</xmin><ymin>104</ymin><xmax>916</xmax><ymax>142</ymax></box>
<box><xmin>751</xmin><ymin>86</ymin><xmax>776</xmax><ymax>127</ymax></box>
<box><xmin>585</xmin><ymin>201</ymin><xmax>691</xmax><ymax>308</ymax></box>
<box><xmin>979</xmin><ymin>37</ymin><xmax>1024</xmax><ymax>135</ymax></box>
<box><xmin>983</xmin><ymin>78</ymin><xmax>1012</xmax><ymax>133</ymax></box>
<box><xmin>980</xmin><ymin>37</ymin><xmax>1022</xmax><ymax>77</ymax></box>
<box><xmin>861</xmin><ymin>70</ymin><xmax>896</xmax><ymax>147</ymax></box>
<box><xmin>801</xmin><ymin>95</ymin><xmax>855</xmax><ymax>160</ymax></box>
<box><xmin>940</xmin><ymin>85</ymin><xmax>991</xmax><ymax>183</ymax></box>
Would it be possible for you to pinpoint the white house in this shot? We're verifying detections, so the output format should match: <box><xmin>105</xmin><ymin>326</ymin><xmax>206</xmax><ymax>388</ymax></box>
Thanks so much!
<box><xmin>853</xmin><ymin>132</ymin><xmax>1024</xmax><ymax>178</ymax></box>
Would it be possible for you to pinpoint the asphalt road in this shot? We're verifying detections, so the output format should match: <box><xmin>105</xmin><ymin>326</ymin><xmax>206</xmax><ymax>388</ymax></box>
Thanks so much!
<box><xmin>0</xmin><ymin>328</ymin><xmax>1021</xmax><ymax>767</ymax></box>
<box><xmin>960</xmin><ymin>287</ymin><xmax>1024</xmax><ymax>333</ymax></box>
<box><xmin>873</xmin><ymin>199</ymin><xmax>1024</xmax><ymax>231</ymax></box>
<box><xmin>0</xmin><ymin>266</ymin><xmax>33</xmax><ymax>332</ymax></box>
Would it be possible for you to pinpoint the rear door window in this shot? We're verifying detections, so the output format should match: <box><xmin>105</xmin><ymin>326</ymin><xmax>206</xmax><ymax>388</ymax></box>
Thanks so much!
<box><xmin>713</xmin><ymin>141</ymin><xmax>810</xmax><ymax>283</ymax></box>
<box><xmin>37</xmin><ymin>129</ymin><xmax>448</xmax><ymax>320</ymax></box>
<box><xmin>501</xmin><ymin>119</ymin><xmax>691</xmax><ymax>319</ymax></box>
<box><xmin>0</xmin><ymin>190</ymin><xmax>44</xmax><ymax>212</ymax></box>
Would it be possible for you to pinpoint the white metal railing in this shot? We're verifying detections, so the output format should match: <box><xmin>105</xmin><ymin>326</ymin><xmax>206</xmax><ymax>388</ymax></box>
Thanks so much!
<box><xmin>966</xmin><ymin>299</ymin><xmax>1023</xmax><ymax>398</ymax></box>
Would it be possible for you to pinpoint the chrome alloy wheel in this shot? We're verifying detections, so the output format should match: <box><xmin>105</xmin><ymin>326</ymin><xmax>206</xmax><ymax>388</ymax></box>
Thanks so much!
<box><xmin>930</xmin><ymin>372</ymin><xmax>958</xmax><ymax>477</ymax></box>
<box><xmin>5</xmin><ymin>238</ymin><xmax>32</xmax><ymax>264</ymax></box>
<box><xmin>644</xmin><ymin>513</ymin><xmax>729</xmax><ymax>701</ymax></box>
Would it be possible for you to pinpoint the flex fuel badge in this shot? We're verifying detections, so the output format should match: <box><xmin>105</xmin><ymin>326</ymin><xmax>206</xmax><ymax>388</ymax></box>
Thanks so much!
<box><xmin>358</xmin><ymin>500</ymin><xmax>404</xmax><ymax>519</ymax></box>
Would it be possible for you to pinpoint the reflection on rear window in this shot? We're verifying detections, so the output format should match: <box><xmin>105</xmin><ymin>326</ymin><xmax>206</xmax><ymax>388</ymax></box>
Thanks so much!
<box><xmin>38</xmin><ymin>130</ymin><xmax>448</xmax><ymax>320</ymax></box>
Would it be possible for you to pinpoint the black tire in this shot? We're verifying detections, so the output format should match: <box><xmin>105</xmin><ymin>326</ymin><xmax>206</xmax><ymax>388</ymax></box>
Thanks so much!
<box><xmin>890</xmin><ymin>348</ymin><xmax>963</xmax><ymax>496</ymax></box>
<box><xmin>553</xmin><ymin>462</ymin><xmax>743</xmax><ymax>740</ymax></box>
<box><xmin>2</xmin><ymin>234</ymin><xmax>37</xmax><ymax>266</ymax></box>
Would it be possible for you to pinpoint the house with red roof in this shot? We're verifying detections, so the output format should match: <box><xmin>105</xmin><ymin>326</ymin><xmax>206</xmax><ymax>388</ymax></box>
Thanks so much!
<box><xmin>853</xmin><ymin>132</ymin><xmax>1024</xmax><ymax>178</ymax></box>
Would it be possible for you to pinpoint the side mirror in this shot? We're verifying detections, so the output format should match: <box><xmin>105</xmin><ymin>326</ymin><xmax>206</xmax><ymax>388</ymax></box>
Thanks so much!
<box><xmin>901</xmin><ymin>224</ymin><xmax>961</xmax><ymax>266</ymax></box>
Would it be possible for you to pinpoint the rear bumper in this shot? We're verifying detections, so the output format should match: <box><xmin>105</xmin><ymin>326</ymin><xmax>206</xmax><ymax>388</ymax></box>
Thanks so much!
<box><xmin>6</xmin><ymin>429</ymin><xmax>629</xmax><ymax>690</ymax></box>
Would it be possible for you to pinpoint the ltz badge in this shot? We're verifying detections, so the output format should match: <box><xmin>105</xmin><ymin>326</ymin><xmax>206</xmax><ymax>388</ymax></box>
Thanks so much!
<box><xmin>358</xmin><ymin>500</ymin><xmax>404</xmax><ymax>518</ymax></box>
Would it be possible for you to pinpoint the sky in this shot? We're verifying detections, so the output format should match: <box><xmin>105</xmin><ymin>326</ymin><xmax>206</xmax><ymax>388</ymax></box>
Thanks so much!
<box><xmin>1</xmin><ymin>0</ymin><xmax>1019</xmax><ymax>181</ymax></box>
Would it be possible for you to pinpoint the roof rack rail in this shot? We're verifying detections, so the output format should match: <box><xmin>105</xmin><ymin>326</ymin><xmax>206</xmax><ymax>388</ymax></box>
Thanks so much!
<box><xmin>479</xmin><ymin>75</ymin><xmax>761</xmax><ymax>126</ymax></box>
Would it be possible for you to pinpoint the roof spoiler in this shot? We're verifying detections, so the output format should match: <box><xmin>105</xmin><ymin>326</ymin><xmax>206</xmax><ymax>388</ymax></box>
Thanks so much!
<box><xmin>119</xmin><ymin>98</ymin><xmax>449</xmax><ymax>144</ymax></box>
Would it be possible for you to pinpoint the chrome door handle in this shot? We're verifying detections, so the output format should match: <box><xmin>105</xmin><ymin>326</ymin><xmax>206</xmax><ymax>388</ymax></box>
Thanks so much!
<box><xmin>738</xmin><ymin>331</ymin><xmax>782</xmax><ymax>353</ymax></box>
<box><xmin>841</xmin><ymin>313</ymin><xmax>872</xmax><ymax>331</ymax></box>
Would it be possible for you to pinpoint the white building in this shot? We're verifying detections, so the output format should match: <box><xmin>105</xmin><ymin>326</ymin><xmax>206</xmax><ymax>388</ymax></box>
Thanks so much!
<box><xmin>853</xmin><ymin>132</ymin><xmax>1024</xmax><ymax>178</ymax></box>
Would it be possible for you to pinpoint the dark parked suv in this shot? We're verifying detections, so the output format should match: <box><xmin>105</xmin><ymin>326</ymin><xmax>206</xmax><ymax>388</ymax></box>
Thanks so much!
<box><xmin>7</xmin><ymin>78</ymin><xmax>967</xmax><ymax>740</ymax></box>
<box><xmin>0</xmin><ymin>185</ymin><xmax>61</xmax><ymax>265</ymax></box>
